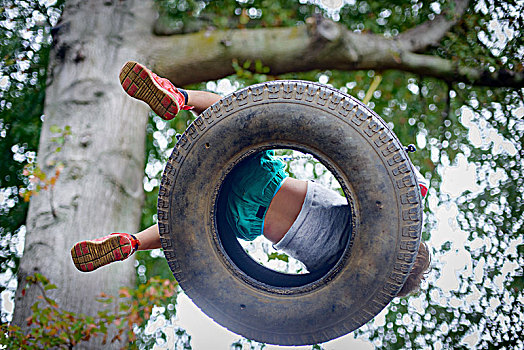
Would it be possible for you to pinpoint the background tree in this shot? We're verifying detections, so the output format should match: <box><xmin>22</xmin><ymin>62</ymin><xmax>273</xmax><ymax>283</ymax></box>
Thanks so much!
<box><xmin>1</xmin><ymin>0</ymin><xmax>522</xmax><ymax>348</ymax></box>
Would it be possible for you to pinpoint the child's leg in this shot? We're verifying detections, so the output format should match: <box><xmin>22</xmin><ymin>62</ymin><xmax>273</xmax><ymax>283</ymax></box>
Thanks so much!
<box><xmin>119</xmin><ymin>61</ymin><xmax>221</xmax><ymax>119</ymax></box>
<box><xmin>71</xmin><ymin>224</ymin><xmax>161</xmax><ymax>272</ymax></box>
<box><xmin>71</xmin><ymin>64</ymin><xmax>221</xmax><ymax>273</ymax></box>
<box><xmin>185</xmin><ymin>90</ymin><xmax>221</xmax><ymax>115</ymax></box>
<box><xmin>135</xmin><ymin>224</ymin><xmax>161</xmax><ymax>250</ymax></box>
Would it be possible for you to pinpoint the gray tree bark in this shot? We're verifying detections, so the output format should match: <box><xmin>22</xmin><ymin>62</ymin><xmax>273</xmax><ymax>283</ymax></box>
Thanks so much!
<box><xmin>13</xmin><ymin>0</ymin><xmax>155</xmax><ymax>348</ymax></box>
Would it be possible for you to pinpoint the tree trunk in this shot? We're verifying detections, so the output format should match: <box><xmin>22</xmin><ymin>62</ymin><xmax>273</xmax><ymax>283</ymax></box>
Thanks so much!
<box><xmin>13</xmin><ymin>0</ymin><xmax>155</xmax><ymax>347</ymax></box>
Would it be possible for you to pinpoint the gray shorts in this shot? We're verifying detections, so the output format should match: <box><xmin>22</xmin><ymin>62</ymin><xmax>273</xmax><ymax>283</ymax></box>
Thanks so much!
<box><xmin>273</xmin><ymin>180</ymin><xmax>351</xmax><ymax>272</ymax></box>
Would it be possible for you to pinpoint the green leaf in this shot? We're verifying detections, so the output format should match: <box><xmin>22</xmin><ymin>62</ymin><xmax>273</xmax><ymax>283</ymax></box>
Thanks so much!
<box><xmin>267</xmin><ymin>252</ymin><xmax>289</xmax><ymax>262</ymax></box>
<box><xmin>508</xmin><ymin>275</ymin><xmax>524</xmax><ymax>292</ymax></box>
<box><xmin>517</xmin><ymin>244</ymin><xmax>524</xmax><ymax>256</ymax></box>
<box><xmin>49</xmin><ymin>125</ymin><xmax>61</xmax><ymax>134</ymax></box>
<box><xmin>44</xmin><ymin>283</ymin><xmax>57</xmax><ymax>291</ymax></box>
<box><xmin>34</xmin><ymin>272</ymin><xmax>50</xmax><ymax>284</ymax></box>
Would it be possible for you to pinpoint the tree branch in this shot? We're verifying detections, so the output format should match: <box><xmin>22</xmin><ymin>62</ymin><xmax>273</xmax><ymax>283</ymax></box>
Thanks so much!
<box><xmin>397</xmin><ymin>0</ymin><xmax>470</xmax><ymax>52</ymax></box>
<box><xmin>148</xmin><ymin>16</ymin><xmax>523</xmax><ymax>88</ymax></box>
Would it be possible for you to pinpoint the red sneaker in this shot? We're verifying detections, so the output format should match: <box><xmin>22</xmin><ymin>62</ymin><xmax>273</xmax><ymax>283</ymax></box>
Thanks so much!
<box><xmin>119</xmin><ymin>61</ymin><xmax>192</xmax><ymax>120</ymax></box>
<box><xmin>413</xmin><ymin>167</ymin><xmax>429</xmax><ymax>199</ymax></box>
<box><xmin>70</xmin><ymin>233</ymin><xmax>140</xmax><ymax>272</ymax></box>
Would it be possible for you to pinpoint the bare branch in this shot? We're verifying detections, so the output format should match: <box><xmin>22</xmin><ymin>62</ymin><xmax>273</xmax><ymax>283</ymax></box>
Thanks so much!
<box><xmin>148</xmin><ymin>16</ymin><xmax>523</xmax><ymax>88</ymax></box>
<box><xmin>394</xmin><ymin>51</ymin><xmax>523</xmax><ymax>87</ymax></box>
<box><xmin>397</xmin><ymin>0</ymin><xmax>470</xmax><ymax>52</ymax></box>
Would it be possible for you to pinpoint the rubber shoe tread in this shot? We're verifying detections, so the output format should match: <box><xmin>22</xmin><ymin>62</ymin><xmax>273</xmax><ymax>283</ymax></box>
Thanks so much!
<box><xmin>119</xmin><ymin>61</ymin><xmax>181</xmax><ymax>120</ymax></box>
<box><xmin>71</xmin><ymin>234</ymin><xmax>134</xmax><ymax>272</ymax></box>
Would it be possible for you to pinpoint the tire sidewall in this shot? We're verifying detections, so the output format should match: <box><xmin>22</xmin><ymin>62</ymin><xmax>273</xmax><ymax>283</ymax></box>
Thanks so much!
<box><xmin>158</xmin><ymin>81</ymin><xmax>422</xmax><ymax>345</ymax></box>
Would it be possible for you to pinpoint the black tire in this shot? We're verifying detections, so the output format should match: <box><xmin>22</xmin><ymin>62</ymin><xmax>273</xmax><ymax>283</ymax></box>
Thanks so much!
<box><xmin>158</xmin><ymin>80</ymin><xmax>423</xmax><ymax>345</ymax></box>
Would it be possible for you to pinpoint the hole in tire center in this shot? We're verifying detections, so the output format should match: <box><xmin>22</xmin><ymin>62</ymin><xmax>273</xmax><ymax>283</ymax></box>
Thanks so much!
<box><xmin>220</xmin><ymin>149</ymin><xmax>351</xmax><ymax>276</ymax></box>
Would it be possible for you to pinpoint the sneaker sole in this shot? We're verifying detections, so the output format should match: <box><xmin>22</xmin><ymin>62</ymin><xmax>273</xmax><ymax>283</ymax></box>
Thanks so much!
<box><xmin>119</xmin><ymin>61</ymin><xmax>180</xmax><ymax>120</ymax></box>
<box><xmin>71</xmin><ymin>235</ymin><xmax>131</xmax><ymax>272</ymax></box>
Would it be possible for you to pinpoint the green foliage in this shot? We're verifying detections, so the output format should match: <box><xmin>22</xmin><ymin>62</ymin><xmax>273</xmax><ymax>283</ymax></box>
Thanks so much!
<box><xmin>147</xmin><ymin>1</ymin><xmax>523</xmax><ymax>348</ymax></box>
<box><xmin>155</xmin><ymin>0</ymin><xmax>318</xmax><ymax>31</ymax></box>
<box><xmin>267</xmin><ymin>252</ymin><xmax>289</xmax><ymax>263</ymax></box>
<box><xmin>232</xmin><ymin>58</ymin><xmax>272</xmax><ymax>83</ymax></box>
<box><xmin>231</xmin><ymin>337</ymin><xmax>266</xmax><ymax>349</ymax></box>
<box><xmin>0</xmin><ymin>0</ymin><xmax>65</xmax><ymax>319</ymax></box>
<box><xmin>19</xmin><ymin>124</ymin><xmax>69</xmax><ymax>204</ymax></box>
<box><xmin>0</xmin><ymin>273</ymin><xmax>180</xmax><ymax>349</ymax></box>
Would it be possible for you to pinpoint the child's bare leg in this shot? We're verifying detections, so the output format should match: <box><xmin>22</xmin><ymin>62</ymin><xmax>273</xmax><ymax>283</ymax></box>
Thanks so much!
<box><xmin>72</xmin><ymin>63</ymin><xmax>222</xmax><ymax>273</ymax></box>
<box><xmin>135</xmin><ymin>224</ymin><xmax>161</xmax><ymax>250</ymax></box>
<box><xmin>186</xmin><ymin>90</ymin><xmax>221</xmax><ymax>115</ymax></box>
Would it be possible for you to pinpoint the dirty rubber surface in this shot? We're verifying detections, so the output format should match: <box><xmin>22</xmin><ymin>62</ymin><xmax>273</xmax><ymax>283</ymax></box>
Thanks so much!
<box><xmin>158</xmin><ymin>80</ymin><xmax>423</xmax><ymax>345</ymax></box>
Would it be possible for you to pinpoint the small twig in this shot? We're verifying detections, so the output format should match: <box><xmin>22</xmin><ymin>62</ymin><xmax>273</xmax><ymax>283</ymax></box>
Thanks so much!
<box><xmin>363</xmin><ymin>74</ymin><xmax>383</xmax><ymax>104</ymax></box>
<box><xmin>443</xmin><ymin>81</ymin><xmax>452</xmax><ymax>121</ymax></box>
<box><xmin>49</xmin><ymin>186</ymin><xmax>58</xmax><ymax>218</ymax></box>
<box><xmin>418</xmin><ymin>75</ymin><xmax>426</xmax><ymax>116</ymax></box>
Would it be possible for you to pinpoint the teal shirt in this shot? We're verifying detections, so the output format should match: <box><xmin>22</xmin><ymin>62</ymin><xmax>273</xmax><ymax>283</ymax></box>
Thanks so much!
<box><xmin>225</xmin><ymin>151</ymin><xmax>288</xmax><ymax>241</ymax></box>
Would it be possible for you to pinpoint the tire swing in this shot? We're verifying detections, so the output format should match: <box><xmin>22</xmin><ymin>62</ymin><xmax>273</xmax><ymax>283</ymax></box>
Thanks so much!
<box><xmin>157</xmin><ymin>80</ymin><xmax>424</xmax><ymax>345</ymax></box>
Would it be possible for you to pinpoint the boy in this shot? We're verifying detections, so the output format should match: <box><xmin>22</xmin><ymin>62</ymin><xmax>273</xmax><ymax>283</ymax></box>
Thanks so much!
<box><xmin>71</xmin><ymin>62</ymin><xmax>430</xmax><ymax>297</ymax></box>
